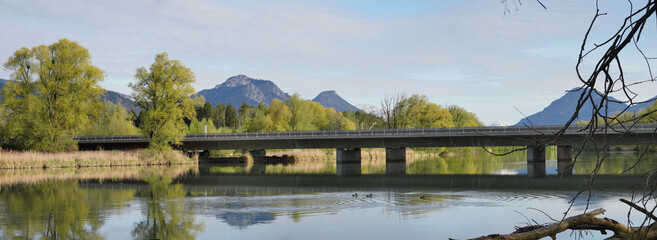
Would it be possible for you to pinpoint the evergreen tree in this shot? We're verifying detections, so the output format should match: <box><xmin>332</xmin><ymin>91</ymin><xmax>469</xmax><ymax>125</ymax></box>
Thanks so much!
<box><xmin>214</xmin><ymin>103</ymin><xmax>226</xmax><ymax>128</ymax></box>
<box><xmin>225</xmin><ymin>103</ymin><xmax>237</xmax><ymax>129</ymax></box>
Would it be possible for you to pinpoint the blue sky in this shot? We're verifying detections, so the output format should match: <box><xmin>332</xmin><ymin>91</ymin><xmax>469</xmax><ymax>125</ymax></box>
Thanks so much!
<box><xmin>0</xmin><ymin>0</ymin><xmax>655</xmax><ymax>125</ymax></box>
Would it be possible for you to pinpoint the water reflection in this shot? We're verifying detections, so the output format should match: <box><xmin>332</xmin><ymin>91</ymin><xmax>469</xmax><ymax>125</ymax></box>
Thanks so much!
<box><xmin>131</xmin><ymin>175</ymin><xmax>204</xmax><ymax>239</ymax></box>
<box><xmin>0</xmin><ymin>151</ymin><xmax>653</xmax><ymax>239</ymax></box>
<box><xmin>201</xmin><ymin>151</ymin><xmax>657</xmax><ymax>176</ymax></box>
<box><xmin>0</xmin><ymin>180</ymin><xmax>135</xmax><ymax>239</ymax></box>
<box><xmin>218</xmin><ymin>212</ymin><xmax>275</xmax><ymax>229</ymax></box>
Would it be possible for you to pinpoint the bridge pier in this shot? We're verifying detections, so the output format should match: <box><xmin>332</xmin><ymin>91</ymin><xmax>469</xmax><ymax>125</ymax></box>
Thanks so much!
<box><xmin>527</xmin><ymin>162</ymin><xmax>546</xmax><ymax>178</ymax></box>
<box><xmin>526</xmin><ymin>145</ymin><xmax>546</xmax><ymax>163</ymax></box>
<box><xmin>557</xmin><ymin>146</ymin><xmax>573</xmax><ymax>161</ymax></box>
<box><xmin>336</xmin><ymin>148</ymin><xmax>362</xmax><ymax>164</ymax></box>
<box><xmin>385</xmin><ymin>148</ymin><xmax>406</xmax><ymax>162</ymax></box>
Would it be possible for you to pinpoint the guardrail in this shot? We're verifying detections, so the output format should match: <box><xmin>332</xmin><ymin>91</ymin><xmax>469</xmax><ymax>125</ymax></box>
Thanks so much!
<box><xmin>74</xmin><ymin>123</ymin><xmax>657</xmax><ymax>143</ymax></box>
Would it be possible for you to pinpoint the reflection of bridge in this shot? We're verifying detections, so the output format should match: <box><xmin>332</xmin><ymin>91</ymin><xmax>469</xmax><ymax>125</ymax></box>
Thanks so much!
<box><xmin>77</xmin><ymin>124</ymin><xmax>657</xmax><ymax>175</ymax></box>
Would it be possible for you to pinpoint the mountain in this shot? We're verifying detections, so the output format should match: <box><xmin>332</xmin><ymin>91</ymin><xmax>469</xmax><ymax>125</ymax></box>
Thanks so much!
<box><xmin>514</xmin><ymin>88</ymin><xmax>649</xmax><ymax>126</ymax></box>
<box><xmin>356</xmin><ymin>104</ymin><xmax>382</xmax><ymax>116</ymax></box>
<box><xmin>101</xmin><ymin>90</ymin><xmax>139</xmax><ymax>113</ymax></box>
<box><xmin>197</xmin><ymin>75</ymin><xmax>290</xmax><ymax>107</ymax></box>
<box><xmin>312</xmin><ymin>90</ymin><xmax>361</xmax><ymax>112</ymax></box>
<box><xmin>489</xmin><ymin>121</ymin><xmax>512</xmax><ymax>127</ymax></box>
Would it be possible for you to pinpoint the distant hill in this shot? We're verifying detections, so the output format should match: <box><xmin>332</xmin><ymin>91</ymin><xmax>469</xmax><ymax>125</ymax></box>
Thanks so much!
<box><xmin>356</xmin><ymin>104</ymin><xmax>382</xmax><ymax>116</ymax></box>
<box><xmin>312</xmin><ymin>90</ymin><xmax>361</xmax><ymax>112</ymax></box>
<box><xmin>101</xmin><ymin>90</ymin><xmax>139</xmax><ymax>113</ymax></box>
<box><xmin>0</xmin><ymin>78</ymin><xmax>138</xmax><ymax>112</ymax></box>
<box><xmin>489</xmin><ymin>121</ymin><xmax>512</xmax><ymax>127</ymax></box>
<box><xmin>515</xmin><ymin>88</ymin><xmax>655</xmax><ymax>126</ymax></box>
<box><xmin>197</xmin><ymin>75</ymin><xmax>290</xmax><ymax>107</ymax></box>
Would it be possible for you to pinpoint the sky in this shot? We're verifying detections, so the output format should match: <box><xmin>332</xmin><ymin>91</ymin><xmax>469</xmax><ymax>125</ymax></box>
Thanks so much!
<box><xmin>0</xmin><ymin>0</ymin><xmax>655</xmax><ymax>125</ymax></box>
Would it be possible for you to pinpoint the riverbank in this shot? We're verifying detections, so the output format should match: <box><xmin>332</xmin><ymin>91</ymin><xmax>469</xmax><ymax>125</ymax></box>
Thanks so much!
<box><xmin>0</xmin><ymin>149</ymin><xmax>197</xmax><ymax>169</ymax></box>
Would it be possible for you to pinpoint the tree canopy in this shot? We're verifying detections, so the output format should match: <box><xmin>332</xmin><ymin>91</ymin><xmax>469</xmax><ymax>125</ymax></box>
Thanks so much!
<box><xmin>129</xmin><ymin>52</ymin><xmax>200</xmax><ymax>150</ymax></box>
<box><xmin>1</xmin><ymin>39</ymin><xmax>104</xmax><ymax>152</ymax></box>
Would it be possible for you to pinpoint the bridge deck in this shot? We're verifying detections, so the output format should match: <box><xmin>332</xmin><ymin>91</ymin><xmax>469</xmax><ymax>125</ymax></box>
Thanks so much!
<box><xmin>76</xmin><ymin>124</ymin><xmax>657</xmax><ymax>150</ymax></box>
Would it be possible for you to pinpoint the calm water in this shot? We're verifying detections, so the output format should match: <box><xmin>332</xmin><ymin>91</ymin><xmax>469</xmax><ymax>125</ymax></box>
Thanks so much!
<box><xmin>0</xmin><ymin>151</ymin><xmax>655</xmax><ymax>239</ymax></box>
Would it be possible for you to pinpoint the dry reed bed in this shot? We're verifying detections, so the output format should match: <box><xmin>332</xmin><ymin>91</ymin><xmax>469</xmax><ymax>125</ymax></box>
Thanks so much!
<box><xmin>0</xmin><ymin>165</ymin><xmax>197</xmax><ymax>187</ymax></box>
<box><xmin>0</xmin><ymin>150</ymin><xmax>196</xmax><ymax>169</ymax></box>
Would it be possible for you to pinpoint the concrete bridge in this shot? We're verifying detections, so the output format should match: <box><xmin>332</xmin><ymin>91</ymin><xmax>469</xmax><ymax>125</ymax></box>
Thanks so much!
<box><xmin>77</xmin><ymin>123</ymin><xmax>657</xmax><ymax>168</ymax></box>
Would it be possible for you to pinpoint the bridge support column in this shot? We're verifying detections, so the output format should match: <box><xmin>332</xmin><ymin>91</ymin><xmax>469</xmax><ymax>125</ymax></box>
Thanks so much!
<box><xmin>200</xmin><ymin>150</ymin><xmax>210</xmax><ymax>158</ymax></box>
<box><xmin>527</xmin><ymin>162</ymin><xmax>546</xmax><ymax>178</ymax></box>
<box><xmin>336</xmin><ymin>148</ymin><xmax>361</xmax><ymax>164</ymax></box>
<box><xmin>385</xmin><ymin>148</ymin><xmax>406</xmax><ymax>162</ymax></box>
<box><xmin>557</xmin><ymin>146</ymin><xmax>573</xmax><ymax>161</ymax></box>
<box><xmin>527</xmin><ymin>145</ymin><xmax>546</xmax><ymax>163</ymax></box>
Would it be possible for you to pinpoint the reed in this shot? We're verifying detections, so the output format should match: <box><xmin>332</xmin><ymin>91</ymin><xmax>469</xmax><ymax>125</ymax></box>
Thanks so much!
<box><xmin>0</xmin><ymin>149</ymin><xmax>196</xmax><ymax>169</ymax></box>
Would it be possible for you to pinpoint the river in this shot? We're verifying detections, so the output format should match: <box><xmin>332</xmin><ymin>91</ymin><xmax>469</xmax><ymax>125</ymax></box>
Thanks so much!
<box><xmin>0</xmin><ymin>151</ymin><xmax>654</xmax><ymax>239</ymax></box>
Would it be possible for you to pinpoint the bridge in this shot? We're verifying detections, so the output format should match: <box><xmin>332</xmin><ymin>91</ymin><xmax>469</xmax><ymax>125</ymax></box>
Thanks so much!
<box><xmin>77</xmin><ymin>124</ymin><xmax>657</xmax><ymax>168</ymax></box>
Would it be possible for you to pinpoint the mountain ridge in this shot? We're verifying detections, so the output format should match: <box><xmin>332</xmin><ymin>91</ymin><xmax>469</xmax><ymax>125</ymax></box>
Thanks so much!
<box><xmin>197</xmin><ymin>75</ymin><xmax>290</xmax><ymax>107</ymax></box>
<box><xmin>515</xmin><ymin>88</ymin><xmax>656</xmax><ymax>126</ymax></box>
<box><xmin>311</xmin><ymin>90</ymin><xmax>361</xmax><ymax>112</ymax></box>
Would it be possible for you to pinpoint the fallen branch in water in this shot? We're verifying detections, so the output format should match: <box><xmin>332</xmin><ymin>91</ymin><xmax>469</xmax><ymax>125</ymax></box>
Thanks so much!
<box><xmin>469</xmin><ymin>202</ymin><xmax>657</xmax><ymax>240</ymax></box>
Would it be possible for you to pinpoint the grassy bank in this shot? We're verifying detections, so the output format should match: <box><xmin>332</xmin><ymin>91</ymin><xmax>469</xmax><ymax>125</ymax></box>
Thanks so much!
<box><xmin>0</xmin><ymin>149</ymin><xmax>197</xmax><ymax>169</ymax></box>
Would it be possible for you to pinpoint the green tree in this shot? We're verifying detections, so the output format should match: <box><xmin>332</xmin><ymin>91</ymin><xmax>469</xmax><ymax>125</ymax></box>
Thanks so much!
<box><xmin>238</xmin><ymin>102</ymin><xmax>254</xmax><ymax>128</ymax></box>
<box><xmin>266</xmin><ymin>99</ymin><xmax>292</xmax><ymax>131</ymax></box>
<box><xmin>1</xmin><ymin>39</ymin><xmax>104</xmax><ymax>152</ymax></box>
<box><xmin>196</xmin><ymin>101</ymin><xmax>215</xmax><ymax>122</ymax></box>
<box><xmin>286</xmin><ymin>94</ymin><xmax>315</xmax><ymax>131</ymax></box>
<box><xmin>225</xmin><ymin>103</ymin><xmax>237</xmax><ymax>129</ymax></box>
<box><xmin>80</xmin><ymin>101</ymin><xmax>140</xmax><ymax>136</ymax></box>
<box><xmin>448</xmin><ymin>105</ymin><xmax>484</xmax><ymax>127</ymax></box>
<box><xmin>214</xmin><ymin>103</ymin><xmax>226</xmax><ymax>128</ymax></box>
<box><xmin>129</xmin><ymin>52</ymin><xmax>200</xmax><ymax>150</ymax></box>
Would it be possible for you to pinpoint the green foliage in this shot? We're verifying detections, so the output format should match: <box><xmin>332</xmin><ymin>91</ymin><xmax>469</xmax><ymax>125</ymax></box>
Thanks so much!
<box><xmin>129</xmin><ymin>52</ymin><xmax>200</xmax><ymax>151</ymax></box>
<box><xmin>213</xmin><ymin>103</ymin><xmax>226</xmax><ymax>128</ymax></box>
<box><xmin>196</xmin><ymin>101</ymin><xmax>215</xmax><ymax>121</ymax></box>
<box><xmin>132</xmin><ymin>175</ymin><xmax>204</xmax><ymax>239</ymax></box>
<box><xmin>80</xmin><ymin>101</ymin><xmax>140</xmax><ymax>136</ymax></box>
<box><xmin>0</xmin><ymin>180</ymin><xmax>136</xmax><ymax>239</ymax></box>
<box><xmin>344</xmin><ymin>110</ymin><xmax>386</xmax><ymax>130</ymax></box>
<box><xmin>382</xmin><ymin>94</ymin><xmax>482</xmax><ymax>129</ymax></box>
<box><xmin>1</xmin><ymin>39</ymin><xmax>104</xmax><ymax>152</ymax></box>
<box><xmin>186</xmin><ymin>118</ymin><xmax>219</xmax><ymax>134</ymax></box>
<box><xmin>225</xmin><ymin>103</ymin><xmax>238</xmax><ymax>129</ymax></box>
<box><xmin>286</xmin><ymin>94</ymin><xmax>316</xmax><ymax>131</ymax></box>
<box><xmin>449</xmin><ymin>105</ymin><xmax>484</xmax><ymax>127</ymax></box>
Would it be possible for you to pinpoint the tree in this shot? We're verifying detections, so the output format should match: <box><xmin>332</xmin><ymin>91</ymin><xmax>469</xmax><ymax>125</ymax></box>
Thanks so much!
<box><xmin>129</xmin><ymin>52</ymin><xmax>200</xmax><ymax>150</ymax></box>
<box><xmin>449</xmin><ymin>105</ymin><xmax>484</xmax><ymax>127</ymax></box>
<box><xmin>80</xmin><ymin>101</ymin><xmax>140</xmax><ymax>136</ymax></box>
<box><xmin>286</xmin><ymin>93</ymin><xmax>315</xmax><ymax>131</ymax></box>
<box><xmin>196</xmin><ymin>101</ymin><xmax>215</xmax><ymax>122</ymax></box>
<box><xmin>381</xmin><ymin>93</ymin><xmax>410</xmax><ymax>129</ymax></box>
<box><xmin>214</xmin><ymin>103</ymin><xmax>226</xmax><ymax>128</ymax></box>
<box><xmin>1</xmin><ymin>39</ymin><xmax>104</xmax><ymax>152</ymax></box>
<box><xmin>225</xmin><ymin>103</ymin><xmax>237</xmax><ymax>129</ymax></box>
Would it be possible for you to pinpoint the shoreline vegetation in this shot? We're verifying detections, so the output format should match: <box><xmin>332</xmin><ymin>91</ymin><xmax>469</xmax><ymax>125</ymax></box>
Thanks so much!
<box><xmin>0</xmin><ymin>165</ymin><xmax>197</xmax><ymax>187</ymax></box>
<box><xmin>0</xmin><ymin>149</ymin><xmax>197</xmax><ymax>169</ymax></box>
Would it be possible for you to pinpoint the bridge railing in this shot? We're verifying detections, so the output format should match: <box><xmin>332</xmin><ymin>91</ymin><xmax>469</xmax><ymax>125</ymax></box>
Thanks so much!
<box><xmin>74</xmin><ymin>123</ymin><xmax>657</xmax><ymax>142</ymax></box>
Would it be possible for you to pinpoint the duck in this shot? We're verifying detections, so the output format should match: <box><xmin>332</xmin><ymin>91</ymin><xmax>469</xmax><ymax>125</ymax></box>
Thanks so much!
<box><xmin>366</xmin><ymin>193</ymin><xmax>373</xmax><ymax>198</ymax></box>
<box><xmin>352</xmin><ymin>193</ymin><xmax>358</xmax><ymax>197</ymax></box>
<box><xmin>419</xmin><ymin>195</ymin><xmax>426</xmax><ymax>200</ymax></box>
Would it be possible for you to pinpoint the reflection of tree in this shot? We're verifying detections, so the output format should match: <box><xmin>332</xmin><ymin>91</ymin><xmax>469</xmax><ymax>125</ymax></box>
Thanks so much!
<box><xmin>407</xmin><ymin>152</ymin><xmax>526</xmax><ymax>175</ymax></box>
<box><xmin>0</xmin><ymin>180</ymin><xmax>135</xmax><ymax>239</ymax></box>
<box><xmin>131</xmin><ymin>175</ymin><xmax>204</xmax><ymax>240</ymax></box>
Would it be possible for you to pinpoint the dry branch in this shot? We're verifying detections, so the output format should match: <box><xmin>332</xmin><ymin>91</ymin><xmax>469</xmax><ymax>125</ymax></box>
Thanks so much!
<box><xmin>469</xmin><ymin>207</ymin><xmax>657</xmax><ymax>240</ymax></box>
